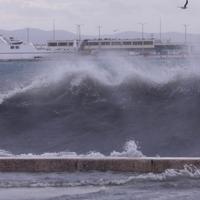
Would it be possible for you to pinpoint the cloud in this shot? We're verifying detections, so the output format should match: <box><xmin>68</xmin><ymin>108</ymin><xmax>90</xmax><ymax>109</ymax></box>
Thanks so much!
<box><xmin>0</xmin><ymin>0</ymin><xmax>199</xmax><ymax>33</ymax></box>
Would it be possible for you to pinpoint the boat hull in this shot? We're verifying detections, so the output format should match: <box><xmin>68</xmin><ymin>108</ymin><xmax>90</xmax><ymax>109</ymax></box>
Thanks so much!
<box><xmin>0</xmin><ymin>52</ymin><xmax>42</xmax><ymax>61</ymax></box>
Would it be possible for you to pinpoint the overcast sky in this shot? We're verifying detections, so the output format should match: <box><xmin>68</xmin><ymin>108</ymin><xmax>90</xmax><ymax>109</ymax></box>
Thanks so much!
<box><xmin>0</xmin><ymin>0</ymin><xmax>199</xmax><ymax>34</ymax></box>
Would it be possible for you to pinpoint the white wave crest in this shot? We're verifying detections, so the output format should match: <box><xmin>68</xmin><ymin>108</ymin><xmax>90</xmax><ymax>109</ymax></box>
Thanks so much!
<box><xmin>0</xmin><ymin>76</ymin><xmax>49</xmax><ymax>105</ymax></box>
<box><xmin>126</xmin><ymin>165</ymin><xmax>200</xmax><ymax>183</ymax></box>
<box><xmin>110</xmin><ymin>140</ymin><xmax>144</xmax><ymax>157</ymax></box>
<box><xmin>1</xmin><ymin>57</ymin><xmax>200</xmax><ymax>104</ymax></box>
<box><xmin>0</xmin><ymin>149</ymin><xmax>13</xmax><ymax>157</ymax></box>
<box><xmin>0</xmin><ymin>140</ymin><xmax>144</xmax><ymax>158</ymax></box>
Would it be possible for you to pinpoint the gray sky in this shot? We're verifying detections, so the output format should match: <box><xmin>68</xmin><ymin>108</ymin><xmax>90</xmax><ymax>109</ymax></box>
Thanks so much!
<box><xmin>0</xmin><ymin>0</ymin><xmax>199</xmax><ymax>34</ymax></box>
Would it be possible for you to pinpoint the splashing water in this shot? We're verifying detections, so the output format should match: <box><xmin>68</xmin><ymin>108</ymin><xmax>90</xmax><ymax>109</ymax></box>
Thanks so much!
<box><xmin>1</xmin><ymin>58</ymin><xmax>200</xmax><ymax>156</ymax></box>
<box><xmin>0</xmin><ymin>140</ymin><xmax>144</xmax><ymax>158</ymax></box>
<box><xmin>110</xmin><ymin>140</ymin><xmax>144</xmax><ymax>157</ymax></box>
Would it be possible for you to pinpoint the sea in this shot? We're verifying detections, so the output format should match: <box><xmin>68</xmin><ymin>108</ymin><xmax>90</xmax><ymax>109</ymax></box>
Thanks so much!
<box><xmin>0</xmin><ymin>55</ymin><xmax>200</xmax><ymax>199</ymax></box>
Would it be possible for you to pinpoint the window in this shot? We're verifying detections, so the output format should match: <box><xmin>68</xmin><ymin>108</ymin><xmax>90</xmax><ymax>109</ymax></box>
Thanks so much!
<box><xmin>144</xmin><ymin>41</ymin><xmax>153</xmax><ymax>45</ymax></box>
<box><xmin>10</xmin><ymin>46</ymin><xmax>14</xmax><ymax>49</ymax></box>
<box><xmin>101</xmin><ymin>42</ymin><xmax>110</xmax><ymax>46</ymax></box>
<box><xmin>16</xmin><ymin>46</ymin><xmax>19</xmax><ymax>49</ymax></box>
<box><xmin>48</xmin><ymin>42</ymin><xmax>57</xmax><ymax>47</ymax></box>
<box><xmin>123</xmin><ymin>42</ymin><xmax>132</xmax><ymax>45</ymax></box>
<box><xmin>133</xmin><ymin>42</ymin><xmax>143</xmax><ymax>45</ymax></box>
<box><xmin>88</xmin><ymin>42</ymin><xmax>99</xmax><ymax>46</ymax></box>
<box><xmin>68</xmin><ymin>42</ymin><xmax>73</xmax><ymax>46</ymax></box>
<box><xmin>58</xmin><ymin>42</ymin><xmax>67</xmax><ymax>46</ymax></box>
<box><xmin>111</xmin><ymin>42</ymin><xmax>121</xmax><ymax>45</ymax></box>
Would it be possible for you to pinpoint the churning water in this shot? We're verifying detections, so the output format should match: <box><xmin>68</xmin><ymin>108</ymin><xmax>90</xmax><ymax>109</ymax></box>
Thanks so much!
<box><xmin>0</xmin><ymin>55</ymin><xmax>200</xmax><ymax>199</ymax></box>
<box><xmin>1</xmin><ymin>167</ymin><xmax>200</xmax><ymax>200</ymax></box>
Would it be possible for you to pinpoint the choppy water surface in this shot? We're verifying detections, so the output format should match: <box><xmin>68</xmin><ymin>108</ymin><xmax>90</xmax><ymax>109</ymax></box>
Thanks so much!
<box><xmin>1</xmin><ymin>166</ymin><xmax>200</xmax><ymax>200</ymax></box>
<box><xmin>0</xmin><ymin>56</ymin><xmax>200</xmax><ymax>199</ymax></box>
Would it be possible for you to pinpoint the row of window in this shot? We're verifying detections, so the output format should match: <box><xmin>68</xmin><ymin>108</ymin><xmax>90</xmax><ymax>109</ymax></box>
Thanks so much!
<box><xmin>48</xmin><ymin>41</ymin><xmax>154</xmax><ymax>47</ymax></box>
<box><xmin>10</xmin><ymin>46</ymin><xmax>20</xmax><ymax>49</ymax></box>
<box><xmin>48</xmin><ymin>42</ymin><xmax>74</xmax><ymax>47</ymax></box>
<box><xmin>86</xmin><ymin>41</ymin><xmax>153</xmax><ymax>46</ymax></box>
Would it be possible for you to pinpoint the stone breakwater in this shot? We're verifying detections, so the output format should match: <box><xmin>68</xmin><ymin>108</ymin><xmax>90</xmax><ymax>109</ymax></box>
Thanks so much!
<box><xmin>0</xmin><ymin>157</ymin><xmax>200</xmax><ymax>173</ymax></box>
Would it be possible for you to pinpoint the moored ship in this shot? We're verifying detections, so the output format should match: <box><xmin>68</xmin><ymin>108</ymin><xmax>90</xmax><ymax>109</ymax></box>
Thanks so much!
<box><xmin>45</xmin><ymin>38</ymin><xmax>190</xmax><ymax>57</ymax></box>
<box><xmin>0</xmin><ymin>35</ymin><xmax>42</xmax><ymax>61</ymax></box>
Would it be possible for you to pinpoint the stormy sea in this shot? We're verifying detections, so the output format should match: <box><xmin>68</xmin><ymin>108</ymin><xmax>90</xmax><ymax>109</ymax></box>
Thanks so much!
<box><xmin>1</xmin><ymin>55</ymin><xmax>200</xmax><ymax>199</ymax></box>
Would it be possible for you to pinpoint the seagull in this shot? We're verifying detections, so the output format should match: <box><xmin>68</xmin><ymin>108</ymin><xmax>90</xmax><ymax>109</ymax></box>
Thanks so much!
<box><xmin>180</xmin><ymin>0</ymin><xmax>188</xmax><ymax>9</ymax></box>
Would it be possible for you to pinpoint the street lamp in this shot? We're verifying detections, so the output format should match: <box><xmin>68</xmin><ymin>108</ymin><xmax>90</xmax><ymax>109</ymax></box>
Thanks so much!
<box><xmin>183</xmin><ymin>24</ymin><xmax>189</xmax><ymax>43</ymax></box>
<box><xmin>76</xmin><ymin>24</ymin><xmax>83</xmax><ymax>41</ymax></box>
<box><xmin>138</xmin><ymin>23</ymin><xmax>147</xmax><ymax>55</ymax></box>
<box><xmin>98</xmin><ymin>25</ymin><xmax>102</xmax><ymax>40</ymax></box>
<box><xmin>138</xmin><ymin>23</ymin><xmax>146</xmax><ymax>40</ymax></box>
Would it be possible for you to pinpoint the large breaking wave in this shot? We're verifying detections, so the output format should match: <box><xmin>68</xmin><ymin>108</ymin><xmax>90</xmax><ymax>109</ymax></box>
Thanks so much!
<box><xmin>0</xmin><ymin>56</ymin><xmax>200</xmax><ymax>156</ymax></box>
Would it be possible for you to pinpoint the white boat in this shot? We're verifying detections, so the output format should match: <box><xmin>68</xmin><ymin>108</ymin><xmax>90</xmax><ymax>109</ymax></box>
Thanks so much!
<box><xmin>0</xmin><ymin>35</ymin><xmax>42</xmax><ymax>61</ymax></box>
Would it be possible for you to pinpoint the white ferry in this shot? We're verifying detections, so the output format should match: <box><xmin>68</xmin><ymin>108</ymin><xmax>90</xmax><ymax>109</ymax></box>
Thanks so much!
<box><xmin>46</xmin><ymin>38</ymin><xmax>154</xmax><ymax>55</ymax></box>
<box><xmin>46</xmin><ymin>38</ymin><xmax>188</xmax><ymax>56</ymax></box>
<box><xmin>81</xmin><ymin>38</ymin><xmax>154</xmax><ymax>53</ymax></box>
<box><xmin>0</xmin><ymin>35</ymin><xmax>41</xmax><ymax>61</ymax></box>
<box><xmin>80</xmin><ymin>38</ymin><xmax>189</xmax><ymax>56</ymax></box>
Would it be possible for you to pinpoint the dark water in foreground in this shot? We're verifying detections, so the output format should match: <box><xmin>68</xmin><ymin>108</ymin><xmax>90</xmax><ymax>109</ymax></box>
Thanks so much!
<box><xmin>0</xmin><ymin>56</ymin><xmax>200</xmax><ymax>199</ymax></box>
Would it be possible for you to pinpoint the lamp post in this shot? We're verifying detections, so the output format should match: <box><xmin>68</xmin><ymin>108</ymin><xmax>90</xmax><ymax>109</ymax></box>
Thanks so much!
<box><xmin>26</xmin><ymin>28</ymin><xmax>30</xmax><ymax>43</ymax></box>
<box><xmin>159</xmin><ymin>18</ymin><xmax>162</xmax><ymax>42</ymax></box>
<box><xmin>53</xmin><ymin>19</ymin><xmax>55</xmax><ymax>41</ymax></box>
<box><xmin>76</xmin><ymin>24</ymin><xmax>81</xmax><ymax>41</ymax></box>
<box><xmin>98</xmin><ymin>25</ymin><xmax>102</xmax><ymax>40</ymax></box>
<box><xmin>138</xmin><ymin>23</ymin><xmax>146</xmax><ymax>55</ymax></box>
<box><xmin>183</xmin><ymin>24</ymin><xmax>189</xmax><ymax>43</ymax></box>
<box><xmin>138</xmin><ymin>23</ymin><xmax>146</xmax><ymax>40</ymax></box>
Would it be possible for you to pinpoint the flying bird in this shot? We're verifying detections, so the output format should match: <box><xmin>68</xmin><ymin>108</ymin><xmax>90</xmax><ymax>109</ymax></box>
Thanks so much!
<box><xmin>180</xmin><ymin>0</ymin><xmax>188</xmax><ymax>9</ymax></box>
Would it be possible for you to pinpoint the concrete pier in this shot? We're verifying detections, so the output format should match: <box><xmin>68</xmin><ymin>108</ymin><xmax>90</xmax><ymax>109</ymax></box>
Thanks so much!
<box><xmin>0</xmin><ymin>157</ymin><xmax>199</xmax><ymax>173</ymax></box>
